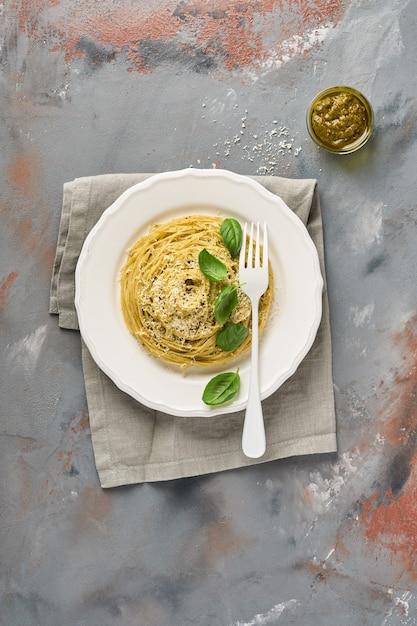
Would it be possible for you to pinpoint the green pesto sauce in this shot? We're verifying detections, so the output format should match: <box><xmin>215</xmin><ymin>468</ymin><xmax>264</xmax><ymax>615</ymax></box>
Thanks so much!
<box><xmin>311</xmin><ymin>92</ymin><xmax>368</xmax><ymax>149</ymax></box>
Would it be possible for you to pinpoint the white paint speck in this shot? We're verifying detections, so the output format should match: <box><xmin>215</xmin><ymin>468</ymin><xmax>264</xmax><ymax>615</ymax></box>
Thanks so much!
<box><xmin>257</xmin><ymin>24</ymin><xmax>333</xmax><ymax>76</ymax></box>
<box><xmin>381</xmin><ymin>590</ymin><xmax>413</xmax><ymax>624</ymax></box>
<box><xmin>7</xmin><ymin>325</ymin><xmax>48</xmax><ymax>373</ymax></box>
<box><xmin>349</xmin><ymin>203</ymin><xmax>383</xmax><ymax>253</ymax></box>
<box><xmin>306</xmin><ymin>451</ymin><xmax>358</xmax><ymax>513</ymax></box>
<box><xmin>350</xmin><ymin>303</ymin><xmax>375</xmax><ymax>327</ymax></box>
<box><xmin>394</xmin><ymin>592</ymin><xmax>410</xmax><ymax>616</ymax></box>
<box><xmin>229</xmin><ymin>599</ymin><xmax>298</xmax><ymax>626</ymax></box>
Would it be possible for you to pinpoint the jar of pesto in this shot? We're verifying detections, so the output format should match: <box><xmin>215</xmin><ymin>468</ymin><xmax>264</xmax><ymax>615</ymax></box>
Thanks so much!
<box><xmin>307</xmin><ymin>86</ymin><xmax>373</xmax><ymax>154</ymax></box>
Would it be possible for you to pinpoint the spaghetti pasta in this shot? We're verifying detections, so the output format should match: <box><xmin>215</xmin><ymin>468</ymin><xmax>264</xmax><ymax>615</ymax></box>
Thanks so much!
<box><xmin>120</xmin><ymin>215</ymin><xmax>273</xmax><ymax>368</ymax></box>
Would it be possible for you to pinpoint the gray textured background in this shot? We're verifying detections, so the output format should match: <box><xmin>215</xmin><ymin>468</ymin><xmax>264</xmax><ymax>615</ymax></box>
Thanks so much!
<box><xmin>2</xmin><ymin>1</ymin><xmax>417</xmax><ymax>624</ymax></box>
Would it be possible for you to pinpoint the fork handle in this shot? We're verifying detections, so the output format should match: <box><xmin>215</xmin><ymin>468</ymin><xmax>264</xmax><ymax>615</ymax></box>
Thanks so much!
<box><xmin>242</xmin><ymin>298</ymin><xmax>266</xmax><ymax>458</ymax></box>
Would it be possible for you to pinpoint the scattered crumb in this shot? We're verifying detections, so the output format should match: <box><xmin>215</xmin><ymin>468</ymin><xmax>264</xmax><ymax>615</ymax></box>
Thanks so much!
<box><xmin>197</xmin><ymin>103</ymin><xmax>303</xmax><ymax>174</ymax></box>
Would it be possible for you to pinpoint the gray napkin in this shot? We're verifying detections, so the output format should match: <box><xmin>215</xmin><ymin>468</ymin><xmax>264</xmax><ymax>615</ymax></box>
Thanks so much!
<box><xmin>50</xmin><ymin>172</ymin><xmax>337</xmax><ymax>487</ymax></box>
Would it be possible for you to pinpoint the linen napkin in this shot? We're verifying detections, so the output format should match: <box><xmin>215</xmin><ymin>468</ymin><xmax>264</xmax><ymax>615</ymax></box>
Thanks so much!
<box><xmin>50</xmin><ymin>172</ymin><xmax>337</xmax><ymax>487</ymax></box>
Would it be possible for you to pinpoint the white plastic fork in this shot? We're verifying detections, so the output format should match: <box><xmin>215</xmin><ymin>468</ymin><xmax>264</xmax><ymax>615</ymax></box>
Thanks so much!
<box><xmin>239</xmin><ymin>222</ymin><xmax>269</xmax><ymax>458</ymax></box>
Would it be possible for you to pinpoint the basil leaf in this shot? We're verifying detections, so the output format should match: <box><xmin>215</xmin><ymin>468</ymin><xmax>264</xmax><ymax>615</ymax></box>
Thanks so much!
<box><xmin>220</xmin><ymin>218</ymin><xmax>243</xmax><ymax>258</ymax></box>
<box><xmin>216</xmin><ymin>323</ymin><xmax>248</xmax><ymax>351</ymax></box>
<box><xmin>214</xmin><ymin>285</ymin><xmax>238</xmax><ymax>326</ymax></box>
<box><xmin>202</xmin><ymin>369</ymin><xmax>240</xmax><ymax>406</ymax></box>
<box><xmin>198</xmin><ymin>248</ymin><xmax>227</xmax><ymax>282</ymax></box>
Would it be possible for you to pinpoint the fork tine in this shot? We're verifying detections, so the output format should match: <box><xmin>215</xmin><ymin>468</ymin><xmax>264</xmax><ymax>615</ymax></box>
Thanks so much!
<box><xmin>254</xmin><ymin>223</ymin><xmax>260</xmax><ymax>267</ymax></box>
<box><xmin>248</xmin><ymin>223</ymin><xmax>254</xmax><ymax>268</ymax></box>
<box><xmin>262</xmin><ymin>222</ymin><xmax>268</xmax><ymax>268</ymax></box>
<box><xmin>239</xmin><ymin>222</ymin><xmax>248</xmax><ymax>270</ymax></box>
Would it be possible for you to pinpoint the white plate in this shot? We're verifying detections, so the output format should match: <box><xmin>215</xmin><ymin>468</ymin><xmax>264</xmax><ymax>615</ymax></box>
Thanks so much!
<box><xmin>75</xmin><ymin>169</ymin><xmax>323</xmax><ymax>417</ymax></box>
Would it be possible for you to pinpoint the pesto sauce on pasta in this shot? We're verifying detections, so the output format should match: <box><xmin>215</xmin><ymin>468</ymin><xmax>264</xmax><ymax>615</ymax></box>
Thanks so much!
<box><xmin>120</xmin><ymin>215</ymin><xmax>273</xmax><ymax>368</ymax></box>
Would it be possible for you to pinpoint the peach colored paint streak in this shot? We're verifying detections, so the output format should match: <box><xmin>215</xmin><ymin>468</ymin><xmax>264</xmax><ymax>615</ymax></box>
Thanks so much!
<box><xmin>14</xmin><ymin>0</ymin><xmax>60</xmax><ymax>34</ymax></box>
<box><xmin>204</xmin><ymin>517</ymin><xmax>244</xmax><ymax>561</ymax></box>
<box><xmin>7</xmin><ymin>153</ymin><xmax>39</xmax><ymax>197</ymax></box>
<box><xmin>71</xmin><ymin>410</ymin><xmax>90</xmax><ymax>434</ymax></box>
<box><xmin>360</xmin><ymin>315</ymin><xmax>417</xmax><ymax>582</ymax></box>
<box><xmin>0</xmin><ymin>272</ymin><xmax>19</xmax><ymax>307</ymax></box>
<box><xmin>15</xmin><ymin>0</ymin><xmax>346</xmax><ymax>72</ymax></box>
<box><xmin>14</xmin><ymin>216</ymin><xmax>56</xmax><ymax>270</ymax></box>
<box><xmin>58</xmin><ymin>449</ymin><xmax>73</xmax><ymax>473</ymax></box>
<box><xmin>5</xmin><ymin>149</ymin><xmax>55</xmax><ymax>270</ymax></box>
<box><xmin>361</xmin><ymin>458</ymin><xmax>417</xmax><ymax>582</ymax></box>
<box><xmin>79</xmin><ymin>485</ymin><xmax>112</xmax><ymax>526</ymax></box>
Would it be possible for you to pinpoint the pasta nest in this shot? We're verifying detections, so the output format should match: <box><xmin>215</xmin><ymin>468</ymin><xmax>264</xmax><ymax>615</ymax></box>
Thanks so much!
<box><xmin>120</xmin><ymin>215</ymin><xmax>273</xmax><ymax>368</ymax></box>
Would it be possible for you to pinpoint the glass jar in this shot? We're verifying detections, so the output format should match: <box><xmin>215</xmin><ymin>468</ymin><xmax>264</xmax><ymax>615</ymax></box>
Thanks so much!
<box><xmin>307</xmin><ymin>86</ymin><xmax>374</xmax><ymax>154</ymax></box>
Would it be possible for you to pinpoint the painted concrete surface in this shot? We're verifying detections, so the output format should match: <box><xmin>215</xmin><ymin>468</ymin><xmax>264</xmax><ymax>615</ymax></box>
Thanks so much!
<box><xmin>1</xmin><ymin>0</ymin><xmax>417</xmax><ymax>624</ymax></box>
